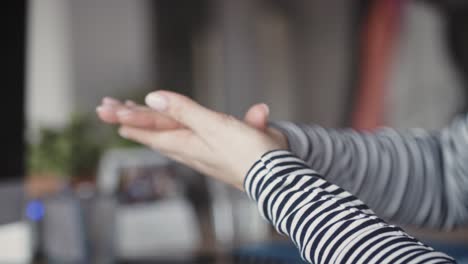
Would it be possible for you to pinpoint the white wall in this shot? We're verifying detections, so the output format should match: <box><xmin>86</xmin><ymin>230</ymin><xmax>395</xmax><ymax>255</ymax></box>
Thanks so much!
<box><xmin>26</xmin><ymin>0</ymin><xmax>74</xmax><ymax>132</ymax></box>
<box><xmin>26</xmin><ymin>0</ymin><xmax>156</xmax><ymax>136</ymax></box>
<box><xmin>69</xmin><ymin>0</ymin><xmax>156</xmax><ymax>113</ymax></box>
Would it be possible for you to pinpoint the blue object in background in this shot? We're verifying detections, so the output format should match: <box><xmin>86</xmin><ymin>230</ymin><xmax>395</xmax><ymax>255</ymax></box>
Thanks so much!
<box><xmin>26</xmin><ymin>199</ymin><xmax>45</xmax><ymax>222</ymax></box>
<box><xmin>426</xmin><ymin>240</ymin><xmax>468</xmax><ymax>264</ymax></box>
<box><xmin>233</xmin><ymin>241</ymin><xmax>306</xmax><ymax>264</ymax></box>
<box><xmin>234</xmin><ymin>240</ymin><xmax>468</xmax><ymax>264</ymax></box>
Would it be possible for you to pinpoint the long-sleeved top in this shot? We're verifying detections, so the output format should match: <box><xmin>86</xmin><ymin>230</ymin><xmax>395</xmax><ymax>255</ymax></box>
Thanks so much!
<box><xmin>245</xmin><ymin>150</ymin><xmax>454</xmax><ymax>263</ymax></box>
<box><xmin>242</xmin><ymin>116</ymin><xmax>468</xmax><ymax>263</ymax></box>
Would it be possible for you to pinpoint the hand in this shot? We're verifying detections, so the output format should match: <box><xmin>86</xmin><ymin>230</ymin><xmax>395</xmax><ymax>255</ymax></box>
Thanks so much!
<box><xmin>96</xmin><ymin>91</ymin><xmax>288</xmax><ymax>190</ymax></box>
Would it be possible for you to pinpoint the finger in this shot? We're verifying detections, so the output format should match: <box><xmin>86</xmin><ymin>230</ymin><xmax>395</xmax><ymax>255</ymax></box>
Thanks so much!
<box><xmin>145</xmin><ymin>90</ymin><xmax>226</xmax><ymax>133</ymax></box>
<box><xmin>118</xmin><ymin>126</ymin><xmax>194</xmax><ymax>154</ymax></box>
<box><xmin>96</xmin><ymin>104</ymin><xmax>127</xmax><ymax>124</ymax></box>
<box><xmin>102</xmin><ymin>97</ymin><xmax>121</xmax><ymax>106</ymax></box>
<box><xmin>244</xmin><ymin>103</ymin><xmax>269</xmax><ymax>130</ymax></box>
<box><xmin>97</xmin><ymin>97</ymin><xmax>183</xmax><ymax>130</ymax></box>
<box><xmin>125</xmin><ymin>101</ymin><xmax>155</xmax><ymax>112</ymax></box>
<box><xmin>97</xmin><ymin>97</ymin><xmax>125</xmax><ymax>124</ymax></box>
<box><xmin>118</xmin><ymin>126</ymin><xmax>207</xmax><ymax>173</ymax></box>
<box><xmin>116</xmin><ymin>107</ymin><xmax>183</xmax><ymax>130</ymax></box>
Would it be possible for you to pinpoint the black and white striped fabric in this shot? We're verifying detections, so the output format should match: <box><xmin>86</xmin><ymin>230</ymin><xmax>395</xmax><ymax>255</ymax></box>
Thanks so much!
<box><xmin>245</xmin><ymin>150</ymin><xmax>455</xmax><ymax>264</ymax></box>
<box><xmin>271</xmin><ymin>115</ymin><xmax>468</xmax><ymax>229</ymax></box>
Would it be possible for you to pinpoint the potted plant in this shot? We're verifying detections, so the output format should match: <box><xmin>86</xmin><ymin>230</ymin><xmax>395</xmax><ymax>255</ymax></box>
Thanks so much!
<box><xmin>27</xmin><ymin>114</ymin><xmax>105</xmax><ymax>197</ymax></box>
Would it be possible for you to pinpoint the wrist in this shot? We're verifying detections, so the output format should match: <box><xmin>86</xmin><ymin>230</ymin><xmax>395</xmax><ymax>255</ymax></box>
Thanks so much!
<box><xmin>266</xmin><ymin>127</ymin><xmax>289</xmax><ymax>150</ymax></box>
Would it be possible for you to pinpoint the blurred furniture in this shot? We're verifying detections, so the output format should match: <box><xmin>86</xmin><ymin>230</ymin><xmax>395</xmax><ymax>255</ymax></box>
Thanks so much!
<box><xmin>209</xmin><ymin>182</ymin><xmax>270</xmax><ymax>247</ymax></box>
<box><xmin>0</xmin><ymin>221</ymin><xmax>32</xmax><ymax>263</ymax></box>
<box><xmin>96</xmin><ymin>148</ymin><xmax>201</xmax><ymax>263</ymax></box>
<box><xmin>96</xmin><ymin>147</ymin><xmax>273</xmax><ymax>263</ymax></box>
<box><xmin>0</xmin><ymin>182</ymin><xmax>33</xmax><ymax>263</ymax></box>
<box><xmin>42</xmin><ymin>192</ymin><xmax>87</xmax><ymax>264</ymax></box>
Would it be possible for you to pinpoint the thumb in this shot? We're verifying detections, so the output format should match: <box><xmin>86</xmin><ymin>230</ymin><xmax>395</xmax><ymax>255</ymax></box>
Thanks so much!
<box><xmin>244</xmin><ymin>103</ymin><xmax>270</xmax><ymax>131</ymax></box>
<box><xmin>145</xmin><ymin>90</ymin><xmax>222</xmax><ymax>133</ymax></box>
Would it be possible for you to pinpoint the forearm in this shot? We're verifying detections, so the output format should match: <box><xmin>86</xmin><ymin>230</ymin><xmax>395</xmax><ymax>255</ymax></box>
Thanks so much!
<box><xmin>245</xmin><ymin>150</ymin><xmax>454</xmax><ymax>264</ymax></box>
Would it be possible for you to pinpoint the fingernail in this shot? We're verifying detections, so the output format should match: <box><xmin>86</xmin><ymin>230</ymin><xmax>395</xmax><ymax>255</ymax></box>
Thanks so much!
<box><xmin>117</xmin><ymin>109</ymin><xmax>133</xmax><ymax>117</ymax></box>
<box><xmin>103</xmin><ymin>97</ymin><xmax>120</xmax><ymax>105</ymax></box>
<box><xmin>146</xmin><ymin>93</ymin><xmax>168</xmax><ymax>111</ymax></box>
<box><xmin>260</xmin><ymin>103</ymin><xmax>270</xmax><ymax>115</ymax></box>
<box><xmin>118</xmin><ymin>128</ymin><xmax>128</xmax><ymax>138</ymax></box>
<box><xmin>96</xmin><ymin>105</ymin><xmax>113</xmax><ymax>112</ymax></box>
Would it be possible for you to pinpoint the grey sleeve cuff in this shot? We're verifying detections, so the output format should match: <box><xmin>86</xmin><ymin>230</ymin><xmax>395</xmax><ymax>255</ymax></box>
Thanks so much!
<box><xmin>269</xmin><ymin>121</ymin><xmax>312</xmax><ymax>162</ymax></box>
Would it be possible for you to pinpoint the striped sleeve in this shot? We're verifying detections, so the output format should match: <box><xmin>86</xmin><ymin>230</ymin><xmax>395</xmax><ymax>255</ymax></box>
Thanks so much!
<box><xmin>271</xmin><ymin>115</ymin><xmax>468</xmax><ymax>229</ymax></box>
<box><xmin>244</xmin><ymin>150</ymin><xmax>455</xmax><ymax>264</ymax></box>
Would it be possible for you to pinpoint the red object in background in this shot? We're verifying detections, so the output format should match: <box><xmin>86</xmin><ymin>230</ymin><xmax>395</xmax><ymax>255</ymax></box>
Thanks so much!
<box><xmin>352</xmin><ymin>0</ymin><xmax>404</xmax><ymax>130</ymax></box>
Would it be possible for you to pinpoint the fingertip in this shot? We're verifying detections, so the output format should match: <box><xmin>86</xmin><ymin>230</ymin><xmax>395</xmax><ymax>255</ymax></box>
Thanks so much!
<box><xmin>244</xmin><ymin>103</ymin><xmax>270</xmax><ymax>130</ymax></box>
<box><xmin>145</xmin><ymin>92</ymin><xmax>168</xmax><ymax>111</ymax></box>
<box><xmin>118</xmin><ymin>127</ymin><xmax>129</xmax><ymax>138</ymax></box>
<box><xmin>96</xmin><ymin>105</ymin><xmax>113</xmax><ymax>116</ymax></box>
<box><xmin>96</xmin><ymin>105</ymin><xmax>119</xmax><ymax>124</ymax></box>
<box><xmin>259</xmin><ymin>103</ymin><xmax>270</xmax><ymax>116</ymax></box>
<box><xmin>96</xmin><ymin>105</ymin><xmax>106</xmax><ymax>113</ymax></box>
<box><xmin>102</xmin><ymin>97</ymin><xmax>121</xmax><ymax>105</ymax></box>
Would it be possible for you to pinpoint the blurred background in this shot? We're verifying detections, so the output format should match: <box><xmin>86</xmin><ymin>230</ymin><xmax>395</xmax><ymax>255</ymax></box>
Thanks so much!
<box><xmin>2</xmin><ymin>0</ymin><xmax>468</xmax><ymax>263</ymax></box>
